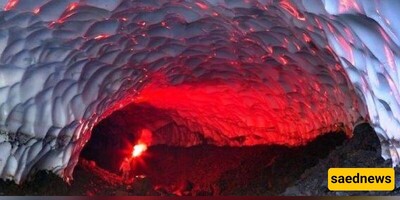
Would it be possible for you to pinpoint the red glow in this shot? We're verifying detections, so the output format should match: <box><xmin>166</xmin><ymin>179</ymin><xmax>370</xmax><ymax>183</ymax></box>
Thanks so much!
<box><xmin>280</xmin><ymin>0</ymin><xmax>305</xmax><ymax>21</ymax></box>
<box><xmin>67</xmin><ymin>2</ymin><xmax>79</xmax><ymax>12</ymax></box>
<box><xmin>132</xmin><ymin>143</ymin><xmax>147</xmax><ymax>158</ymax></box>
<box><xmin>131</xmin><ymin>72</ymin><xmax>352</xmax><ymax>147</ymax></box>
<box><xmin>4</xmin><ymin>0</ymin><xmax>18</xmax><ymax>11</ymax></box>
<box><xmin>195</xmin><ymin>2</ymin><xmax>208</xmax><ymax>10</ymax></box>
<box><xmin>337</xmin><ymin>34</ymin><xmax>354</xmax><ymax>65</ymax></box>
<box><xmin>48</xmin><ymin>2</ymin><xmax>79</xmax><ymax>28</ymax></box>
<box><xmin>302</xmin><ymin>33</ymin><xmax>311</xmax><ymax>43</ymax></box>
<box><xmin>338</xmin><ymin>0</ymin><xmax>362</xmax><ymax>13</ymax></box>
<box><xmin>33</xmin><ymin>7</ymin><xmax>40</xmax><ymax>14</ymax></box>
<box><xmin>384</xmin><ymin>44</ymin><xmax>396</xmax><ymax>70</ymax></box>
<box><xmin>94</xmin><ymin>34</ymin><xmax>110</xmax><ymax>40</ymax></box>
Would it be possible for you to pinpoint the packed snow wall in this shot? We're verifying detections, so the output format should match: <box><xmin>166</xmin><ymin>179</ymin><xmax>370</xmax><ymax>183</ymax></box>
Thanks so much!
<box><xmin>0</xmin><ymin>0</ymin><xmax>398</xmax><ymax>183</ymax></box>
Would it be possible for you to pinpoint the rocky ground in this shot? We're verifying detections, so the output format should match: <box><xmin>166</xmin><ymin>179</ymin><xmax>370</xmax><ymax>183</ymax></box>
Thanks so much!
<box><xmin>0</xmin><ymin>123</ymin><xmax>398</xmax><ymax>196</ymax></box>
<box><xmin>284</xmin><ymin>123</ymin><xmax>400</xmax><ymax>196</ymax></box>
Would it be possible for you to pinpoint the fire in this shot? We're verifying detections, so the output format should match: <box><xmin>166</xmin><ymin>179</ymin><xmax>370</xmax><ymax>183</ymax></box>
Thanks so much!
<box><xmin>132</xmin><ymin>143</ymin><xmax>147</xmax><ymax>158</ymax></box>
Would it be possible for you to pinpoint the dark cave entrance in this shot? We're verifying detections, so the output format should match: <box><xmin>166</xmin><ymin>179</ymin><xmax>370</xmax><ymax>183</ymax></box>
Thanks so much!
<box><xmin>80</xmin><ymin>102</ymin><xmax>349</xmax><ymax>194</ymax></box>
<box><xmin>80</xmin><ymin>116</ymin><xmax>136</xmax><ymax>174</ymax></box>
<box><xmin>80</xmin><ymin>102</ymin><xmax>198</xmax><ymax>173</ymax></box>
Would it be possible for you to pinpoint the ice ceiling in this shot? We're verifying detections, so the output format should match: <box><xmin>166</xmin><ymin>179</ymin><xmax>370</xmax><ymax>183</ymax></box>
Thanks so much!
<box><xmin>0</xmin><ymin>0</ymin><xmax>399</xmax><ymax>183</ymax></box>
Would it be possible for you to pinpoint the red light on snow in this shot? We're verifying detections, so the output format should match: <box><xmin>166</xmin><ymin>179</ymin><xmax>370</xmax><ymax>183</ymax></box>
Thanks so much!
<box><xmin>94</xmin><ymin>34</ymin><xmax>110</xmax><ymax>40</ymax></box>
<box><xmin>33</xmin><ymin>7</ymin><xmax>40</xmax><ymax>14</ymax></box>
<box><xmin>4</xmin><ymin>0</ymin><xmax>18</xmax><ymax>11</ymax></box>
<box><xmin>67</xmin><ymin>2</ymin><xmax>79</xmax><ymax>12</ymax></box>
<box><xmin>132</xmin><ymin>143</ymin><xmax>147</xmax><ymax>158</ymax></box>
<box><xmin>195</xmin><ymin>2</ymin><xmax>208</xmax><ymax>10</ymax></box>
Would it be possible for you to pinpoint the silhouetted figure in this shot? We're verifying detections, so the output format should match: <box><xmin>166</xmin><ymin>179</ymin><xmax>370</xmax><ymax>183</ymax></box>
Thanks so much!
<box><xmin>120</xmin><ymin>157</ymin><xmax>132</xmax><ymax>181</ymax></box>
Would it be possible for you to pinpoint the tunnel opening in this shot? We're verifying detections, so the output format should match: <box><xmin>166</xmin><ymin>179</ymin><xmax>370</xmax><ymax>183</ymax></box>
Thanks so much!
<box><xmin>81</xmin><ymin>102</ymin><xmax>208</xmax><ymax>173</ymax></box>
<box><xmin>80</xmin><ymin>101</ymin><xmax>349</xmax><ymax>195</ymax></box>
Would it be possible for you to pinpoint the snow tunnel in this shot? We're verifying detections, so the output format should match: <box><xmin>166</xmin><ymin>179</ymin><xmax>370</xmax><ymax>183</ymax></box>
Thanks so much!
<box><xmin>0</xmin><ymin>0</ymin><xmax>399</xmax><ymax>189</ymax></box>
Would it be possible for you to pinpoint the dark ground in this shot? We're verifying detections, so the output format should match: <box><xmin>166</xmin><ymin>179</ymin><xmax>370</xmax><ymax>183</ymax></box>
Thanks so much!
<box><xmin>0</xmin><ymin>123</ymin><xmax>398</xmax><ymax>196</ymax></box>
<box><xmin>284</xmin><ymin>123</ymin><xmax>400</xmax><ymax>196</ymax></box>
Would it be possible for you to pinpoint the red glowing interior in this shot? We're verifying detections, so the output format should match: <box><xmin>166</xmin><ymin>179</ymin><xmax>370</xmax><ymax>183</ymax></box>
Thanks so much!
<box><xmin>124</xmin><ymin>71</ymin><xmax>356</xmax><ymax>148</ymax></box>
